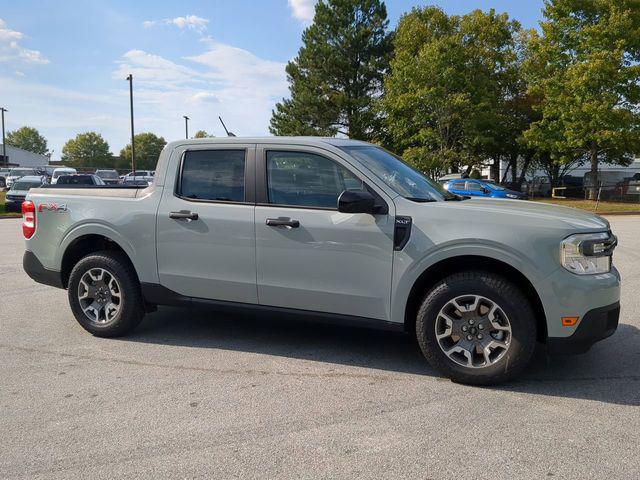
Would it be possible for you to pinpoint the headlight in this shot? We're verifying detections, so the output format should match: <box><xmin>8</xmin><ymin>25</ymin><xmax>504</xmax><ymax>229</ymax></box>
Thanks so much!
<box><xmin>506</xmin><ymin>193</ymin><xmax>519</xmax><ymax>199</ymax></box>
<box><xmin>560</xmin><ymin>232</ymin><xmax>617</xmax><ymax>275</ymax></box>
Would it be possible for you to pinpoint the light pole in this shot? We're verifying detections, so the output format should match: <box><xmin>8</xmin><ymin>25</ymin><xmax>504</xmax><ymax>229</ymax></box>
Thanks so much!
<box><xmin>1</xmin><ymin>107</ymin><xmax>7</xmax><ymax>167</ymax></box>
<box><xmin>126</xmin><ymin>74</ymin><xmax>136</xmax><ymax>176</ymax></box>
<box><xmin>183</xmin><ymin>116</ymin><xmax>189</xmax><ymax>139</ymax></box>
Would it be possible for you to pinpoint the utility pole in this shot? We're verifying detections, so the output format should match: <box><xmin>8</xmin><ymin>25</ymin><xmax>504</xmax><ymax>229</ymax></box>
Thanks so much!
<box><xmin>183</xmin><ymin>116</ymin><xmax>189</xmax><ymax>139</ymax></box>
<box><xmin>1</xmin><ymin>107</ymin><xmax>7</xmax><ymax>167</ymax></box>
<box><xmin>126</xmin><ymin>74</ymin><xmax>136</xmax><ymax>176</ymax></box>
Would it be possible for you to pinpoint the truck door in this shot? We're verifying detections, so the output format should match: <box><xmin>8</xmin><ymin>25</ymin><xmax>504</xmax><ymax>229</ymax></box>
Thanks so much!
<box><xmin>156</xmin><ymin>144</ymin><xmax>257</xmax><ymax>303</ymax></box>
<box><xmin>253</xmin><ymin>145</ymin><xmax>395</xmax><ymax>320</ymax></box>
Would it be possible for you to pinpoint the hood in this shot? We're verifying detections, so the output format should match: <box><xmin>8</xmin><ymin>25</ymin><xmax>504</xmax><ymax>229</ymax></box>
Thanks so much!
<box><xmin>401</xmin><ymin>197</ymin><xmax>609</xmax><ymax>233</ymax></box>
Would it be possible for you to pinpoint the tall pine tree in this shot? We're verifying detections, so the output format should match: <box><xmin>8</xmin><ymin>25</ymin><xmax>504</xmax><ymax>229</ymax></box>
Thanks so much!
<box><xmin>270</xmin><ymin>0</ymin><xmax>393</xmax><ymax>140</ymax></box>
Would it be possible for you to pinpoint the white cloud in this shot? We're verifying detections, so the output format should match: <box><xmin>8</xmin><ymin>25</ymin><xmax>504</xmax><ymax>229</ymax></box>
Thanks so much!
<box><xmin>0</xmin><ymin>18</ymin><xmax>49</xmax><ymax>65</ymax></box>
<box><xmin>0</xmin><ymin>31</ymin><xmax>287</xmax><ymax>160</ymax></box>
<box><xmin>109</xmin><ymin>40</ymin><xmax>287</xmax><ymax>145</ymax></box>
<box><xmin>143</xmin><ymin>15</ymin><xmax>209</xmax><ymax>33</ymax></box>
<box><xmin>113</xmin><ymin>49</ymin><xmax>199</xmax><ymax>87</ymax></box>
<box><xmin>287</xmin><ymin>0</ymin><xmax>317</xmax><ymax>23</ymax></box>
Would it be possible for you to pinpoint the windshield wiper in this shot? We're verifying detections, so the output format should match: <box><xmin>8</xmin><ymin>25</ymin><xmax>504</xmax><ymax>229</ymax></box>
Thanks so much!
<box><xmin>405</xmin><ymin>197</ymin><xmax>437</xmax><ymax>203</ymax></box>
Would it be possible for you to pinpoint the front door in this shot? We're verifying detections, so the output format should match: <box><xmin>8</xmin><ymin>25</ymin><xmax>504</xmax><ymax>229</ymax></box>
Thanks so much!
<box><xmin>254</xmin><ymin>146</ymin><xmax>395</xmax><ymax>320</ymax></box>
<box><xmin>156</xmin><ymin>145</ymin><xmax>258</xmax><ymax>303</ymax></box>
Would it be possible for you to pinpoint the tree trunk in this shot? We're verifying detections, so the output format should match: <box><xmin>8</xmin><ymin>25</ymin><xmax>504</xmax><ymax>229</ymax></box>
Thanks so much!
<box><xmin>588</xmin><ymin>147</ymin><xmax>599</xmax><ymax>200</ymax></box>
<box><xmin>516</xmin><ymin>153</ymin><xmax>533</xmax><ymax>191</ymax></box>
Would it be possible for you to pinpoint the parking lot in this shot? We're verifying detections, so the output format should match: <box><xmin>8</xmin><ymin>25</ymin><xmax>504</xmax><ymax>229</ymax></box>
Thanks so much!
<box><xmin>1</xmin><ymin>216</ymin><xmax>639</xmax><ymax>479</ymax></box>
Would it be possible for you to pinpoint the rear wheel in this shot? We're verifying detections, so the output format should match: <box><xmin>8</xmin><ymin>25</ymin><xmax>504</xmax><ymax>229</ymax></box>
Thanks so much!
<box><xmin>416</xmin><ymin>271</ymin><xmax>537</xmax><ymax>385</ymax></box>
<box><xmin>68</xmin><ymin>251</ymin><xmax>145</xmax><ymax>337</ymax></box>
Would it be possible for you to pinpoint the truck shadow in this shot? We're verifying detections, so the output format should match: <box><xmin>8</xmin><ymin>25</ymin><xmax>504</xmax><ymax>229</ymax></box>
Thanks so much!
<box><xmin>127</xmin><ymin>306</ymin><xmax>640</xmax><ymax>407</ymax></box>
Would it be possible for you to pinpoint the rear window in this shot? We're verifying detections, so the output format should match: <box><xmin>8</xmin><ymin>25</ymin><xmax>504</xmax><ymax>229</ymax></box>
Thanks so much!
<box><xmin>57</xmin><ymin>175</ymin><xmax>94</xmax><ymax>185</ymax></box>
<box><xmin>179</xmin><ymin>149</ymin><xmax>246</xmax><ymax>202</ymax></box>
<box><xmin>96</xmin><ymin>170</ymin><xmax>118</xmax><ymax>179</ymax></box>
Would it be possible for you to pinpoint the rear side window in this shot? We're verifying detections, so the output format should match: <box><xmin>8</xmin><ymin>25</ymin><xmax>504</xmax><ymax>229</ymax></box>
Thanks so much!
<box><xmin>451</xmin><ymin>181</ymin><xmax>466</xmax><ymax>189</ymax></box>
<box><xmin>179</xmin><ymin>149</ymin><xmax>246</xmax><ymax>202</ymax></box>
<box><xmin>266</xmin><ymin>151</ymin><xmax>362</xmax><ymax>209</ymax></box>
<box><xmin>465</xmin><ymin>181</ymin><xmax>483</xmax><ymax>191</ymax></box>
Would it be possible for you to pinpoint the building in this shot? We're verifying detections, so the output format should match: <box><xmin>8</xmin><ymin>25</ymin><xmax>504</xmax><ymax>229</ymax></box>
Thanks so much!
<box><xmin>0</xmin><ymin>143</ymin><xmax>50</xmax><ymax>168</ymax></box>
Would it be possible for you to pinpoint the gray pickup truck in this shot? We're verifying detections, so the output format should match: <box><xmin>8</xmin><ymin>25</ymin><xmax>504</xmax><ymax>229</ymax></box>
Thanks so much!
<box><xmin>22</xmin><ymin>137</ymin><xmax>620</xmax><ymax>385</ymax></box>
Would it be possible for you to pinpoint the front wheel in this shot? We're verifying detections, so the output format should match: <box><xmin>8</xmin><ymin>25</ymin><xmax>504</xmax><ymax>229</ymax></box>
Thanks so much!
<box><xmin>416</xmin><ymin>271</ymin><xmax>537</xmax><ymax>385</ymax></box>
<box><xmin>68</xmin><ymin>251</ymin><xmax>145</xmax><ymax>337</ymax></box>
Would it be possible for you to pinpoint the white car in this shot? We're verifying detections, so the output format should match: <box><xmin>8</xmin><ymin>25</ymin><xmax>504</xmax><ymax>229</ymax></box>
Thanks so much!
<box><xmin>51</xmin><ymin>167</ymin><xmax>77</xmax><ymax>184</ymax></box>
<box><xmin>6</xmin><ymin>167</ymin><xmax>38</xmax><ymax>189</ymax></box>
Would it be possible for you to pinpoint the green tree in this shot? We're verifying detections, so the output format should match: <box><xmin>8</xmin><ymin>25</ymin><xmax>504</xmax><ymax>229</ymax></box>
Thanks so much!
<box><xmin>270</xmin><ymin>0</ymin><xmax>393</xmax><ymax>140</ymax></box>
<box><xmin>118</xmin><ymin>132</ymin><xmax>166</xmax><ymax>170</ymax></box>
<box><xmin>193</xmin><ymin>130</ymin><xmax>213</xmax><ymax>138</ymax></box>
<box><xmin>61</xmin><ymin>132</ymin><xmax>113</xmax><ymax>168</ymax></box>
<box><xmin>381</xmin><ymin>7</ymin><xmax>522</xmax><ymax>177</ymax></box>
<box><xmin>523</xmin><ymin>0</ymin><xmax>640</xmax><ymax>198</ymax></box>
<box><xmin>6</xmin><ymin>126</ymin><xmax>48</xmax><ymax>155</ymax></box>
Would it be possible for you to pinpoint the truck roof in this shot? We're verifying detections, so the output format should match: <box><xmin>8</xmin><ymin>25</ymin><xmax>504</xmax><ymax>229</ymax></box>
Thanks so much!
<box><xmin>163</xmin><ymin>136</ymin><xmax>371</xmax><ymax>150</ymax></box>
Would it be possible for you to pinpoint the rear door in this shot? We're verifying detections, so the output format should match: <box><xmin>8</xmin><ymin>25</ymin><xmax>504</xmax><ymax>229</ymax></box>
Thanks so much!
<box><xmin>254</xmin><ymin>145</ymin><xmax>395</xmax><ymax>320</ymax></box>
<box><xmin>156</xmin><ymin>144</ymin><xmax>258</xmax><ymax>303</ymax></box>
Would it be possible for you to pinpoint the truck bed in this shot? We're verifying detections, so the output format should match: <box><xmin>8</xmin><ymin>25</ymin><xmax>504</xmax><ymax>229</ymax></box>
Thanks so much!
<box><xmin>30</xmin><ymin>185</ymin><xmax>150</xmax><ymax>199</ymax></box>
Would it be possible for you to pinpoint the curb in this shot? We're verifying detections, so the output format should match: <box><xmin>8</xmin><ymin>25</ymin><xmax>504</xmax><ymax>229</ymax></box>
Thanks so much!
<box><xmin>598</xmin><ymin>212</ymin><xmax>640</xmax><ymax>217</ymax></box>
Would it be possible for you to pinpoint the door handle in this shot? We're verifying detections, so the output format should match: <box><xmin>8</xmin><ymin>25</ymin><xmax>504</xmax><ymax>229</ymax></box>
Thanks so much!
<box><xmin>169</xmin><ymin>211</ymin><xmax>199</xmax><ymax>221</ymax></box>
<box><xmin>266</xmin><ymin>218</ymin><xmax>300</xmax><ymax>228</ymax></box>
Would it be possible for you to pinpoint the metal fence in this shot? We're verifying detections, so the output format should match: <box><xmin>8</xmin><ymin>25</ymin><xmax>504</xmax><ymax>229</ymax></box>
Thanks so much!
<box><xmin>524</xmin><ymin>181</ymin><xmax>640</xmax><ymax>203</ymax></box>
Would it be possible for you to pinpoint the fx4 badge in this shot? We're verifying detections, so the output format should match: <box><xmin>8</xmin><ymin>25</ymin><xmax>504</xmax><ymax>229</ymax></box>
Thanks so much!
<box><xmin>38</xmin><ymin>203</ymin><xmax>69</xmax><ymax>213</ymax></box>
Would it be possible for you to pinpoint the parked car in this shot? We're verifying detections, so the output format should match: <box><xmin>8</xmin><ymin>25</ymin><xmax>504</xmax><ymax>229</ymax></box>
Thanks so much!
<box><xmin>618</xmin><ymin>173</ymin><xmax>640</xmax><ymax>199</ymax></box>
<box><xmin>34</xmin><ymin>166</ymin><xmax>55</xmax><ymax>184</ymax></box>
<box><xmin>4</xmin><ymin>175</ymin><xmax>47</xmax><ymax>211</ymax></box>
<box><xmin>22</xmin><ymin>137</ymin><xmax>619</xmax><ymax>385</ymax></box>
<box><xmin>55</xmin><ymin>174</ymin><xmax>105</xmax><ymax>186</ymax></box>
<box><xmin>51</xmin><ymin>167</ymin><xmax>77</xmax><ymax>184</ymax></box>
<box><xmin>438</xmin><ymin>173</ymin><xmax>466</xmax><ymax>185</ymax></box>
<box><xmin>95</xmin><ymin>169</ymin><xmax>120</xmax><ymax>185</ymax></box>
<box><xmin>0</xmin><ymin>168</ymin><xmax>10</xmax><ymax>188</ymax></box>
<box><xmin>122</xmin><ymin>170</ymin><xmax>154</xmax><ymax>186</ymax></box>
<box><xmin>5</xmin><ymin>167</ymin><xmax>37</xmax><ymax>189</ymax></box>
<box><xmin>444</xmin><ymin>178</ymin><xmax>527</xmax><ymax>199</ymax></box>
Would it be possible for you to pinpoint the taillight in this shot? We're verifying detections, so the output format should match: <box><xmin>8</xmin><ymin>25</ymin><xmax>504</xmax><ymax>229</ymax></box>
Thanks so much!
<box><xmin>22</xmin><ymin>201</ymin><xmax>36</xmax><ymax>239</ymax></box>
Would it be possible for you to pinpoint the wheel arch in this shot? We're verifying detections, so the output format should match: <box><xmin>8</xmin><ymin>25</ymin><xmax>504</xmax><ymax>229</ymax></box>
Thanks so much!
<box><xmin>60</xmin><ymin>234</ymin><xmax>139</xmax><ymax>288</ymax></box>
<box><xmin>403</xmin><ymin>255</ymin><xmax>547</xmax><ymax>342</ymax></box>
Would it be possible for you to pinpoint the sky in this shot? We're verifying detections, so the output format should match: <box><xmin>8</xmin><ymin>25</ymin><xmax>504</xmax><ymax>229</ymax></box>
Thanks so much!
<box><xmin>0</xmin><ymin>0</ymin><xmax>544</xmax><ymax>160</ymax></box>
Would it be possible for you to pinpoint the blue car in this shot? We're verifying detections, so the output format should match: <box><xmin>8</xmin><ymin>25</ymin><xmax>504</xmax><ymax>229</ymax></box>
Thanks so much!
<box><xmin>444</xmin><ymin>179</ymin><xmax>527</xmax><ymax>199</ymax></box>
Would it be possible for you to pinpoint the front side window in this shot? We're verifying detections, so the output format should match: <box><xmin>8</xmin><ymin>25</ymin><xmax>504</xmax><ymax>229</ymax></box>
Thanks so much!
<box><xmin>179</xmin><ymin>149</ymin><xmax>246</xmax><ymax>202</ymax></box>
<box><xmin>266</xmin><ymin>151</ymin><xmax>362</xmax><ymax>208</ymax></box>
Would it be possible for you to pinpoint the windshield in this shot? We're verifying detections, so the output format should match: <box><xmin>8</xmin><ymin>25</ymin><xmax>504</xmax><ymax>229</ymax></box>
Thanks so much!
<box><xmin>96</xmin><ymin>170</ymin><xmax>118</xmax><ymax>179</ymax></box>
<box><xmin>484</xmin><ymin>180</ymin><xmax>506</xmax><ymax>191</ymax></box>
<box><xmin>340</xmin><ymin>146</ymin><xmax>456</xmax><ymax>201</ymax></box>
<box><xmin>11</xmin><ymin>181</ymin><xmax>41</xmax><ymax>191</ymax></box>
<box><xmin>9</xmin><ymin>168</ymin><xmax>35</xmax><ymax>177</ymax></box>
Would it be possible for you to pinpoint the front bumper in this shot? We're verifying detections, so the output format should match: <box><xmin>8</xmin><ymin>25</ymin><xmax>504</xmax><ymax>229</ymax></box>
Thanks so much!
<box><xmin>23</xmin><ymin>250</ymin><xmax>64</xmax><ymax>289</ymax></box>
<box><xmin>547</xmin><ymin>302</ymin><xmax>620</xmax><ymax>354</ymax></box>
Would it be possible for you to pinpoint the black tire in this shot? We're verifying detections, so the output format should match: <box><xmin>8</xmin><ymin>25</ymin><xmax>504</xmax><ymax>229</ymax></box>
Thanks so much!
<box><xmin>68</xmin><ymin>251</ymin><xmax>145</xmax><ymax>337</ymax></box>
<box><xmin>416</xmin><ymin>271</ymin><xmax>537</xmax><ymax>385</ymax></box>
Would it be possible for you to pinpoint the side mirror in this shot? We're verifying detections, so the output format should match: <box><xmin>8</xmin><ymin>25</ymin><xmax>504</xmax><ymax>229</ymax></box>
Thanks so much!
<box><xmin>482</xmin><ymin>187</ymin><xmax>490</xmax><ymax>194</ymax></box>
<box><xmin>337</xmin><ymin>190</ymin><xmax>377</xmax><ymax>214</ymax></box>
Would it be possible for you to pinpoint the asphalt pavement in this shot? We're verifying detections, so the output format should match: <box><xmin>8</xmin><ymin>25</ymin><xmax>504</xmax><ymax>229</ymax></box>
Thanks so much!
<box><xmin>1</xmin><ymin>216</ymin><xmax>639</xmax><ymax>479</ymax></box>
